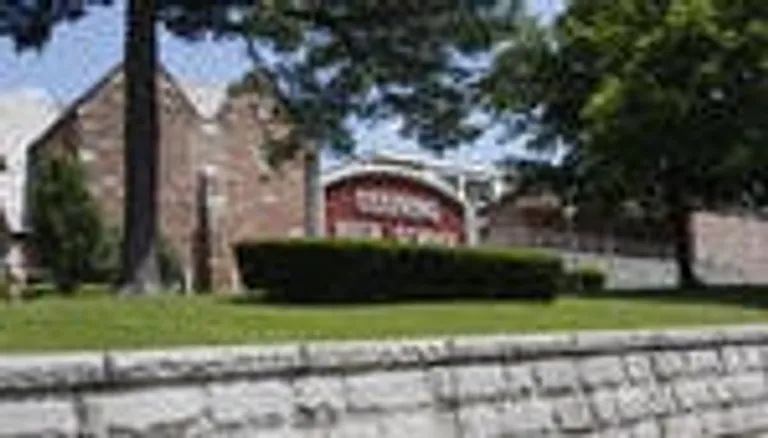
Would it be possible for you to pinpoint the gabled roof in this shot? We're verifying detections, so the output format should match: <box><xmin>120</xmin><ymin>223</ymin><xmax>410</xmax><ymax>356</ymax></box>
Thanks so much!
<box><xmin>0</xmin><ymin>61</ymin><xmax>242</xmax><ymax>234</ymax></box>
<box><xmin>23</xmin><ymin>61</ymin><xmax>234</xmax><ymax>154</ymax></box>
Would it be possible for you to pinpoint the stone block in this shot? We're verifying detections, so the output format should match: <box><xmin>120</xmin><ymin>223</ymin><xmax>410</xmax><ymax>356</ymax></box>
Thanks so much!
<box><xmin>552</xmin><ymin>395</ymin><xmax>595</xmax><ymax>433</ymax></box>
<box><xmin>646</xmin><ymin>384</ymin><xmax>678</xmax><ymax>416</ymax></box>
<box><xmin>254</xmin><ymin>427</ymin><xmax>321</xmax><ymax>438</ymax></box>
<box><xmin>458</xmin><ymin>404</ymin><xmax>504</xmax><ymax>438</ymax></box>
<box><xmin>207</xmin><ymin>379</ymin><xmax>294</xmax><ymax>429</ymax></box>
<box><xmin>293</xmin><ymin>375</ymin><xmax>346</xmax><ymax>426</ymax></box>
<box><xmin>615</xmin><ymin>386</ymin><xmax>659</xmax><ymax>422</ymax></box>
<box><xmin>708</xmin><ymin>377</ymin><xmax>736</xmax><ymax>405</ymax></box>
<box><xmin>452</xmin><ymin>333</ymin><xmax>575</xmax><ymax>361</ymax></box>
<box><xmin>0</xmin><ymin>353</ymin><xmax>105</xmax><ymax>391</ymax></box>
<box><xmin>324</xmin><ymin>416</ymin><xmax>383</xmax><ymax>438</ymax></box>
<box><xmin>651</xmin><ymin>351</ymin><xmax>687</xmax><ymax>381</ymax></box>
<box><xmin>346</xmin><ymin>370</ymin><xmax>432</xmax><ymax>413</ymax></box>
<box><xmin>452</xmin><ymin>365</ymin><xmax>510</xmax><ymax>402</ymax></box>
<box><xmin>685</xmin><ymin>349</ymin><xmax>722</xmax><ymax>375</ymax></box>
<box><xmin>589</xmin><ymin>389</ymin><xmax>620</xmax><ymax>427</ymax></box>
<box><xmin>450</xmin><ymin>335</ymin><xmax>532</xmax><ymax>361</ymax></box>
<box><xmin>380</xmin><ymin>411</ymin><xmax>459</xmax><ymax>438</ymax></box>
<box><xmin>578</xmin><ymin>356</ymin><xmax>627</xmax><ymax>390</ymax></box>
<box><xmin>629</xmin><ymin>420</ymin><xmax>662</xmax><ymax>438</ymax></box>
<box><xmin>427</xmin><ymin>366</ymin><xmax>455</xmax><ymax>404</ymax></box>
<box><xmin>715</xmin><ymin>406</ymin><xmax>766</xmax><ymax>436</ymax></box>
<box><xmin>304</xmin><ymin>339</ymin><xmax>448</xmax><ymax>371</ymax></box>
<box><xmin>661</xmin><ymin>414</ymin><xmax>704</xmax><ymax>438</ymax></box>
<box><xmin>505</xmin><ymin>363</ymin><xmax>536</xmax><ymax>397</ymax></box>
<box><xmin>0</xmin><ymin>397</ymin><xmax>78</xmax><ymax>437</ymax></box>
<box><xmin>672</xmin><ymin>379</ymin><xmax>717</xmax><ymax>411</ymax></box>
<box><xmin>700</xmin><ymin>409</ymin><xmax>740</xmax><ymax>437</ymax></box>
<box><xmin>591</xmin><ymin>428</ymin><xmax>633</xmax><ymax>438</ymax></box>
<box><xmin>738</xmin><ymin>403</ymin><xmax>768</xmax><ymax>431</ymax></box>
<box><xmin>623</xmin><ymin>354</ymin><xmax>655</xmax><ymax>385</ymax></box>
<box><xmin>724</xmin><ymin>372</ymin><xmax>767</xmax><ymax>402</ymax></box>
<box><xmin>108</xmin><ymin>345</ymin><xmax>302</xmax><ymax>383</ymax></box>
<box><xmin>498</xmin><ymin>398</ymin><xmax>556</xmax><ymax>434</ymax></box>
<box><xmin>85</xmin><ymin>386</ymin><xmax>207</xmax><ymax>434</ymax></box>
<box><xmin>721</xmin><ymin>346</ymin><xmax>764</xmax><ymax>373</ymax></box>
<box><xmin>533</xmin><ymin>360</ymin><xmax>580</xmax><ymax>394</ymax></box>
<box><xmin>293</xmin><ymin>375</ymin><xmax>346</xmax><ymax>411</ymax></box>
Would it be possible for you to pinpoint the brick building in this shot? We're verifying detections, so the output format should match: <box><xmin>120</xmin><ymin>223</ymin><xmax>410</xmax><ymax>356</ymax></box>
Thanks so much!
<box><xmin>17</xmin><ymin>63</ymin><xmax>308</xmax><ymax>292</ymax></box>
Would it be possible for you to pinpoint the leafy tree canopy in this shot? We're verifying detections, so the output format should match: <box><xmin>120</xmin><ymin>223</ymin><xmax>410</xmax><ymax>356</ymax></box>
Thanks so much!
<box><xmin>482</xmin><ymin>0</ymin><xmax>768</xmax><ymax>286</ymax></box>
<box><xmin>484</xmin><ymin>0</ymin><xmax>768</xmax><ymax>209</ymax></box>
<box><xmin>3</xmin><ymin>1</ymin><xmax>526</xmax><ymax>154</ymax></box>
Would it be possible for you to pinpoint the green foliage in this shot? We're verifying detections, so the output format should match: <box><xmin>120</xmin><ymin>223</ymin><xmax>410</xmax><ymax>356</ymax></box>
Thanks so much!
<box><xmin>3</xmin><ymin>1</ymin><xmax>525</xmax><ymax>155</ymax></box>
<box><xmin>28</xmin><ymin>152</ymin><xmax>109</xmax><ymax>293</ymax></box>
<box><xmin>483</xmin><ymin>0</ymin><xmax>768</xmax><ymax>286</ymax></box>
<box><xmin>489</xmin><ymin>0</ymin><xmax>768</xmax><ymax>202</ymax></box>
<box><xmin>223</xmin><ymin>2</ymin><xmax>526</xmax><ymax>156</ymax></box>
<box><xmin>235</xmin><ymin>239</ymin><xmax>563</xmax><ymax>303</ymax></box>
<box><xmin>565</xmin><ymin>265</ymin><xmax>607</xmax><ymax>293</ymax></box>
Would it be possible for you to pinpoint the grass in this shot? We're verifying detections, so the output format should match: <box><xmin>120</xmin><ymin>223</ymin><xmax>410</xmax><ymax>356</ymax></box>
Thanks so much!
<box><xmin>1</xmin><ymin>292</ymin><xmax>768</xmax><ymax>352</ymax></box>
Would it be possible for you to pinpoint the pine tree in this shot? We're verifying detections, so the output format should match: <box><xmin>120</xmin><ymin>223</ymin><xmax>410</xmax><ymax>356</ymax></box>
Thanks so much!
<box><xmin>28</xmin><ymin>150</ymin><xmax>107</xmax><ymax>293</ymax></box>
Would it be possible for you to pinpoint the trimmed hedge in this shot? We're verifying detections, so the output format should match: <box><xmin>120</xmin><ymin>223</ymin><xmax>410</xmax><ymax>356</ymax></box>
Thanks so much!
<box><xmin>235</xmin><ymin>239</ymin><xmax>564</xmax><ymax>303</ymax></box>
<box><xmin>566</xmin><ymin>265</ymin><xmax>607</xmax><ymax>292</ymax></box>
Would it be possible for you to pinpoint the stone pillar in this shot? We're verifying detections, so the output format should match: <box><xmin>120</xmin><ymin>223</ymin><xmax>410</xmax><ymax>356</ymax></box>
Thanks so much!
<box><xmin>457</xmin><ymin>173</ymin><xmax>468</xmax><ymax>203</ymax></box>
<box><xmin>304</xmin><ymin>145</ymin><xmax>325</xmax><ymax>238</ymax></box>
<box><xmin>465</xmin><ymin>206</ymin><xmax>479</xmax><ymax>247</ymax></box>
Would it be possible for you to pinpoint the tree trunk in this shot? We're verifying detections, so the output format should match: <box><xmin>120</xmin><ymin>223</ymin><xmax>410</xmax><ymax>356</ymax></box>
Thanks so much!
<box><xmin>118</xmin><ymin>0</ymin><xmax>160</xmax><ymax>294</ymax></box>
<box><xmin>667</xmin><ymin>186</ymin><xmax>699</xmax><ymax>289</ymax></box>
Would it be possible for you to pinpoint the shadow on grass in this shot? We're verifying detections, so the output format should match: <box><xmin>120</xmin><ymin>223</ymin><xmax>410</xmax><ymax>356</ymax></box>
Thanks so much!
<box><xmin>230</xmin><ymin>284</ymin><xmax>768</xmax><ymax>310</ymax></box>
<box><xmin>227</xmin><ymin>289</ymin><xmax>557</xmax><ymax>308</ymax></box>
<box><xmin>569</xmin><ymin>285</ymin><xmax>768</xmax><ymax>310</ymax></box>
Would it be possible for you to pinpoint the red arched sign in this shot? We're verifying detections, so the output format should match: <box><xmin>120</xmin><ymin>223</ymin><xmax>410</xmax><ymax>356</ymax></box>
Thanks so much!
<box><xmin>324</xmin><ymin>165</ymin><xmax>469</xmax><ymax>246</ymax></box>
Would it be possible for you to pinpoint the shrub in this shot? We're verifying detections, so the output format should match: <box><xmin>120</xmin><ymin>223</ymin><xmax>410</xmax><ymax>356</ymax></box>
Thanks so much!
<box><xmin>235</xmin><ymin>239</ymin><xmax>564</xmax><ymax>303</ymax></box>
<box><xmin>28</xmin><ymin>150</ymin><xmax>110</xmax><ymax>293</ymax></box>
<box><xmin>566</xmin><ymin>265</ymin><xmax>607</xmax><ymax>292</ymax></box>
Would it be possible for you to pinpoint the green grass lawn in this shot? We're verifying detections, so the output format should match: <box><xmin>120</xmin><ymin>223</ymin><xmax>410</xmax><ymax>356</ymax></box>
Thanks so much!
<box><xmin>1</xmin><ymin>294</ymin><xmax>768</xmax><ymax>352</ymax></box>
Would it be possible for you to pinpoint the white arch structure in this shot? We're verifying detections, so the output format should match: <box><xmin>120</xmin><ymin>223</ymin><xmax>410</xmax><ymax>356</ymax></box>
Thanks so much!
<box><xmin>322</xmin><ymin>163</ymin><xmax>478</xmax><ymax>245</ymax></box>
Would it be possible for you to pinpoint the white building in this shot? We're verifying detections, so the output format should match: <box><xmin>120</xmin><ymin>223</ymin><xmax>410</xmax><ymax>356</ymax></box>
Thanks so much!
<box><xmin>352</xmin><ymin>151</ymin><xmax>515</xmax><ymax>211</ymax></box>
<box><xmin>0</xmin><ymin>89</ymin><xmax>61</xmax><ymax>273</ymax></box>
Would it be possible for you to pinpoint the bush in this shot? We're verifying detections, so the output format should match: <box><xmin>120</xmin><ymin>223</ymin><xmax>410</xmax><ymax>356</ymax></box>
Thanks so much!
<box><xmin>235</xmin><ymin>239</ymin><xmax>564</xmax><ymax>303</ymax></box>
<box><xmin>28</xmin><ymin>150</ymin><xmax>109</xmax><ymax>293</ymax></box>
<box><xmin>565</xmin><ymin>265</ymin><xmax>607</xmax><ymax>292</ymax></box>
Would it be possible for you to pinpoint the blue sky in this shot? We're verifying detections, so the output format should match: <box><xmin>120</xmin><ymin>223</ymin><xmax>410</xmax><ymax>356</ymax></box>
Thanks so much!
<box><xmin>0</xmin><ymin>0</ymin><xmax>562</xmax><ymax>166</ymax></box>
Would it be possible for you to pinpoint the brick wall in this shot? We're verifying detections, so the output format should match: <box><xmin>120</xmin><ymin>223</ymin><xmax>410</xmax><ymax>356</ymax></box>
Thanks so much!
<box><xmin>26</xmin><ymin>65</ymin><xmax>306</xmax><ymax>292</ymax></box>
<box><xmin>207</xmin><ymin>93</ymin><xmax>306</xmax><ymax>289</ymax></box>
<box><xmin>691</xmin><ymin>211</ymin><xmax>768</xmax><ymax>284</ymax></box>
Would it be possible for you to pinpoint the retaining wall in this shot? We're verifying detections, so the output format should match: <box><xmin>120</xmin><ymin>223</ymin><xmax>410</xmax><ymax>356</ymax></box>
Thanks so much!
<box><xmin>4</xmin><ymin>326</ymin><xmax>768</xmax><ymax>437</ymax></box>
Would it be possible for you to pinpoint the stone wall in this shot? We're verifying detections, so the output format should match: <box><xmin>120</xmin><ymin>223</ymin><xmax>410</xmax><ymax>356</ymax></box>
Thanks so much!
<box><xmin>5</xmin><ymin>326</ymin><xmax>768</xmax><ymax>437</ymax></box>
